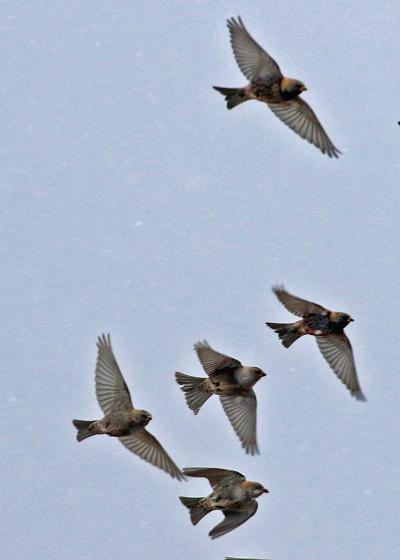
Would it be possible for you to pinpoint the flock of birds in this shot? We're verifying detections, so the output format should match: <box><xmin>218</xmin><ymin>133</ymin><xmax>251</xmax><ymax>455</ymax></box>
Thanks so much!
<box><xmin>73</xmin><ymin>16</ymin><xmax>363</xmax><ymax>558</ymax></box>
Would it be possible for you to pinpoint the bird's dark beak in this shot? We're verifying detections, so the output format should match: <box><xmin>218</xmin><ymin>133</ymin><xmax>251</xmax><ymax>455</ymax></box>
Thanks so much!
<box><xmin>348</xmin><ymin>317</ymin><xmax>354</xmax><ymax>322</ymax></box>
<box><xmin>261</xmin><ymin>371</ymin><xmax>267</xmax><ymax>377</ymax></box>
<box><xmin>262</xmin><ymin>488</ymin><xmax>269</xmax><ymax>493</ymax></box>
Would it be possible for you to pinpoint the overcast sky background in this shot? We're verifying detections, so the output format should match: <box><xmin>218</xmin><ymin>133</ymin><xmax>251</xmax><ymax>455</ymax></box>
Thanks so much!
<box><xmin>2</xmin><ymin>1</ymin><xmax>400</xmax><ymax>559</ymax></box>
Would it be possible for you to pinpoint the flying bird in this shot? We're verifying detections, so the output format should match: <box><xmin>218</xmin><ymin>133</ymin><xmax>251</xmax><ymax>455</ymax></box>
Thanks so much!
<box><xmin>175</xmin><ymin>341</ymin><xmax>266</xmax><ymax>455</ymax></box>
<box><xmin>180</xmin><ymin>467</ymin><xmax>268</xmax><ymax>539</ymax></box>
<box><xmin>266</xmin><ymin>286</ymin><xmax>366</xmax><ymax>401</ymax></box>
<box><xmin>214</xmin><ymin>16</ymin><xmax>340</xmax><ymax>158</ymax></box>
<box><xmin>72</xmin><ymin>334</ymin><xmax>185</xmax><ymax>480</ymax></box>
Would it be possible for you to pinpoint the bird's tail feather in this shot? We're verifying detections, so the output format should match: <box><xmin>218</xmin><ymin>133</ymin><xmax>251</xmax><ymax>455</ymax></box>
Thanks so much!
<box><xmin>175</xmin><ymin>372</ymin><xmax>211</xmax><ymax>414</ymax></box>
<box><xmin>266</xmin><ymin>322</ymin><xmax>302</xmax><ymax>348</ymax></box>
<box><xmin>72</xmin><ymin>419</ymin><xmax>95</xmax><ymax>442</ymax></box>
<box><xmin>179</xmin><ymin>496</ymin><xmax>209</xmax><ymax>525</ymax></box>
<box><xmin>213</xmin><ymin>86</ymin><xmax>247</xmax><ymax>110</ymax></box>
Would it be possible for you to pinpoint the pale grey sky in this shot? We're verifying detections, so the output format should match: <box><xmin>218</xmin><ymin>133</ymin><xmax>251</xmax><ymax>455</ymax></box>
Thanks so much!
<box><xmin>2</xmin><ymin>2</ymin><xmax>399</xmax><ymax>559</ymax></box>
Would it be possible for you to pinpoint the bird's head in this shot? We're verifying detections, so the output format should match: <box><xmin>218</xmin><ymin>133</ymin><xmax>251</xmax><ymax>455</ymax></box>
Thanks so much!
<box><xmin>330</xmin><ymin>311</ymin><xmax>354</xmax><ymax>327</ymax></box>
<box><xmin>252</xmin><ymin>483</ymin><xmax>269</xmax><ymax>497</ymax></box>
<box><xmin>252</xmin><ymin>367</ymin><xmax>267</xmax><ymax>379</ymax></box>
<box><xmin>280</xmin><ymin>78</ymin><xmax>307</xmax><ymax>98</ymax></box>
<box><xmin>297</xmin><ymin>81</ymin><xmax>307</xmax><ymax>93</ymax></box>
<box><xmin>244</xmin><ymin>481</ymin><xmax>269</xmax><ymax>497</ymax></box>
<box><xmin>138</xmin><ymin>409</ymin><xmax>153</xmax><ymax>426</ymax></box>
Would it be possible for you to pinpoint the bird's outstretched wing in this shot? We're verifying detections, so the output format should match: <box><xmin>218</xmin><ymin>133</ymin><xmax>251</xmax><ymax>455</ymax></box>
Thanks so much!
<box><xmin>267</xmin><ymin>98</ymin><xmax>341</xmax><ymax>158</ymax></box>
<box><xmin>272</xmin><ymin>286</ymin><xmax>326</xmax><ymax>317</ymax></box>
<box><xmin>220</xmin><ymin>390</ymin><xmax>259</xmax><ymax>455</ymax></box>
<box><xmin>227</xmin><ymin>16</ymin><xmax>282</xmax><ymax>84</ymax></box>
<box><xmin>95</xmin><ymin>334</ymin><xmax>133</xmax><ymax>415</ymax></box>
<box><xmin>194</xmin><ymin>341</ymin><xmax>242</xmax><ymax>376</ymax></box>
<box><xmin>182</xmin><ymin>467</ymin><xmax>245</xmax><ymax>490</ymax></box>
<box><xmin>119</xmin><ymin>429</ymin><xmax>185</xmax><ymax>480</ymax></box>
<box><xmin>316</xmin><ymin>334</ymin><xmax>366</xmax><ymax>401</ymax></box>
<box><xmin>209</xmin><ymin>500</ymin><xmax>258</xmax><ymax>539</ymax></box>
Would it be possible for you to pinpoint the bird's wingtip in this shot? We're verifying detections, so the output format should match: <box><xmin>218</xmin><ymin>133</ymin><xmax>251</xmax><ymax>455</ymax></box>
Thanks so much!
<box><xmin>193</xmin><ymin>340</ymin><xmax>210</xmax><ymax>351</ymax></box>
<box><xmin>97</xmin><ymin>333</ymin><xmax>111</xmax><ymax>347</ymax></box>
<box><xmin>226</xmin><ymin>15</ymin><xmax>243</xmax><ymax>29</ymax></box>
<box><xmin>271</xmin><ymin>283</ymin><xmax>285</xmax><ymax>294</ymax></box>
<box><xmin>354</xmin><ymin>391</ymin><xmax>367</xmax><ymax>402</ymax></box>
<box><xmin>245</xmin><ymin>442</ymin><xmax>260</xmax><ymax>456</ymax></box>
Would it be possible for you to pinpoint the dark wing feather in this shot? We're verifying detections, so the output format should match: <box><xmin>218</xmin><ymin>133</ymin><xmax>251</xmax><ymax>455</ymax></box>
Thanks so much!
<box><xmin>316</xmin><ymin>333</ymin><xmax>366</xmax><ymax>401</ymax></box>
<box><xmin>95</xmin><ymin>334</ymin><xmax>133</xmax><ymax>415</ymax></box>
<box><xmin>227</xmin><ymin>17</ymin><xmax>282</xmax><ymax>83</ymax></box>
<box><xmin>119</xmin><ymin>429</ymin><xmax>185</xmax><ymax>480</ymax></box>
<box><xmin>267</xmin><ymin>98</ymin><xmax>341</xmax><ymax>158</ymax></box>
<box><xmin>194</xmin><ymin>341</ymin><xmax>241</xmax><ymax>376</ymax></box>
<box><xmin>209</xmin><ymin>501</ymin><xmax>258</xmax><ymax>539</ymax></box>
<box><xmin>272</xmin><ymin>285</ymin><xmax>326</xmax><ymax>317</ymax></box>
<box><xmin>182</xmin><ymin>467</ymin><xmax>245</xmax><ymax>490</ymax></box>
<box><xmin>220</xmin><ymin>391</ymin><xmax>259</xmax><ymax>455</ymax></box>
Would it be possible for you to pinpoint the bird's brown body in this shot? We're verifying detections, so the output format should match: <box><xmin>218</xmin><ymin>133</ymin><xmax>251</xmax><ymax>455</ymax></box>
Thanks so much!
<box><xmin>176</xmin><ymin>341</ymin><xmax>266</xmax><ymax>455</ymax></box>
<box><xmin>83</xmin><ymin>409</ymin><xmax>151</xmax><ymax>438</ymax></box>
<box><xmin>245</xmin><ymin>77</ymin><xmax>303</xmax><ymax>103</ymax></box>
<box><xmin>266</xmin><ymin>286</ymin><xmax>366</xmax><ymax>400</ymax></box>
<box><xmin>283</xmin><ymin>311</ymin><xmax>352</xmax><ymax>339</ymax></box>
<box><xmin>180</xmin><ymin>468</ymin><xmax>268</xmax><ymax>539</ymax></box>
<box><xmin>198</xmin><ymin>371</ymin><xmax>263</xmax><ymax>397</ymax></box>
<box><xmin>214</xmin><ymin>17</ymin><xmax>340</xmax><ymax>158</ymax></box>
<box><xmin>198</xmin><ymin>480</ymin><xmax>261</xmax><ymax>511</ymax></box>
<box><xmin>72</xmin><ymin>334</ymin><xmax>185</xmax><ymax>480</ymax></box>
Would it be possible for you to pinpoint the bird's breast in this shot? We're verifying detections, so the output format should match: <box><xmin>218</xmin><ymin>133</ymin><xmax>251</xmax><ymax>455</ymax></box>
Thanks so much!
<box><xmin>99</xmin><ymin>412</ymin><xmax>132</xmax><ymax>436</ymax></box>
<box><xmin>234</xmin><ymin>367</ymin><xmax>256</xmax><ymax>387</ymax></box>
<box><xmin>279</xmin><ymin>88</ymin><xmax>300</xmax><ymax>101</ymax></box>
<box><xmin>230</xmin><ymin>485</ymin><xmax>248</xmax><ymax>503</ymax></box>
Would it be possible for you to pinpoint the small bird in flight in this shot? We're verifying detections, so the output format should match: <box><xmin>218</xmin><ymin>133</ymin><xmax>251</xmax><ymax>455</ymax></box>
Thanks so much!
<box><xmin>214</xmin><ymin>16</ymin><xmax>340</xmax><ymax>158</ymax></box>
<box><xmin>73</xmin><ymin>334</ymin><xmax>185</xmax><ymax>480</ymax></box>
<box><xmin>175</xmin><ymin>341</ymin><xmax>266</xmax><ymax>455</ymax></box>
<box><xmin>266</xmin><ymin>286</ymin><xmax>366</xmax><ymax>400</ymax></box>
<box><xmin>180</xmin><ymin>467</ymin><xmax>268</xmax><ymax>539</ymax></box>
